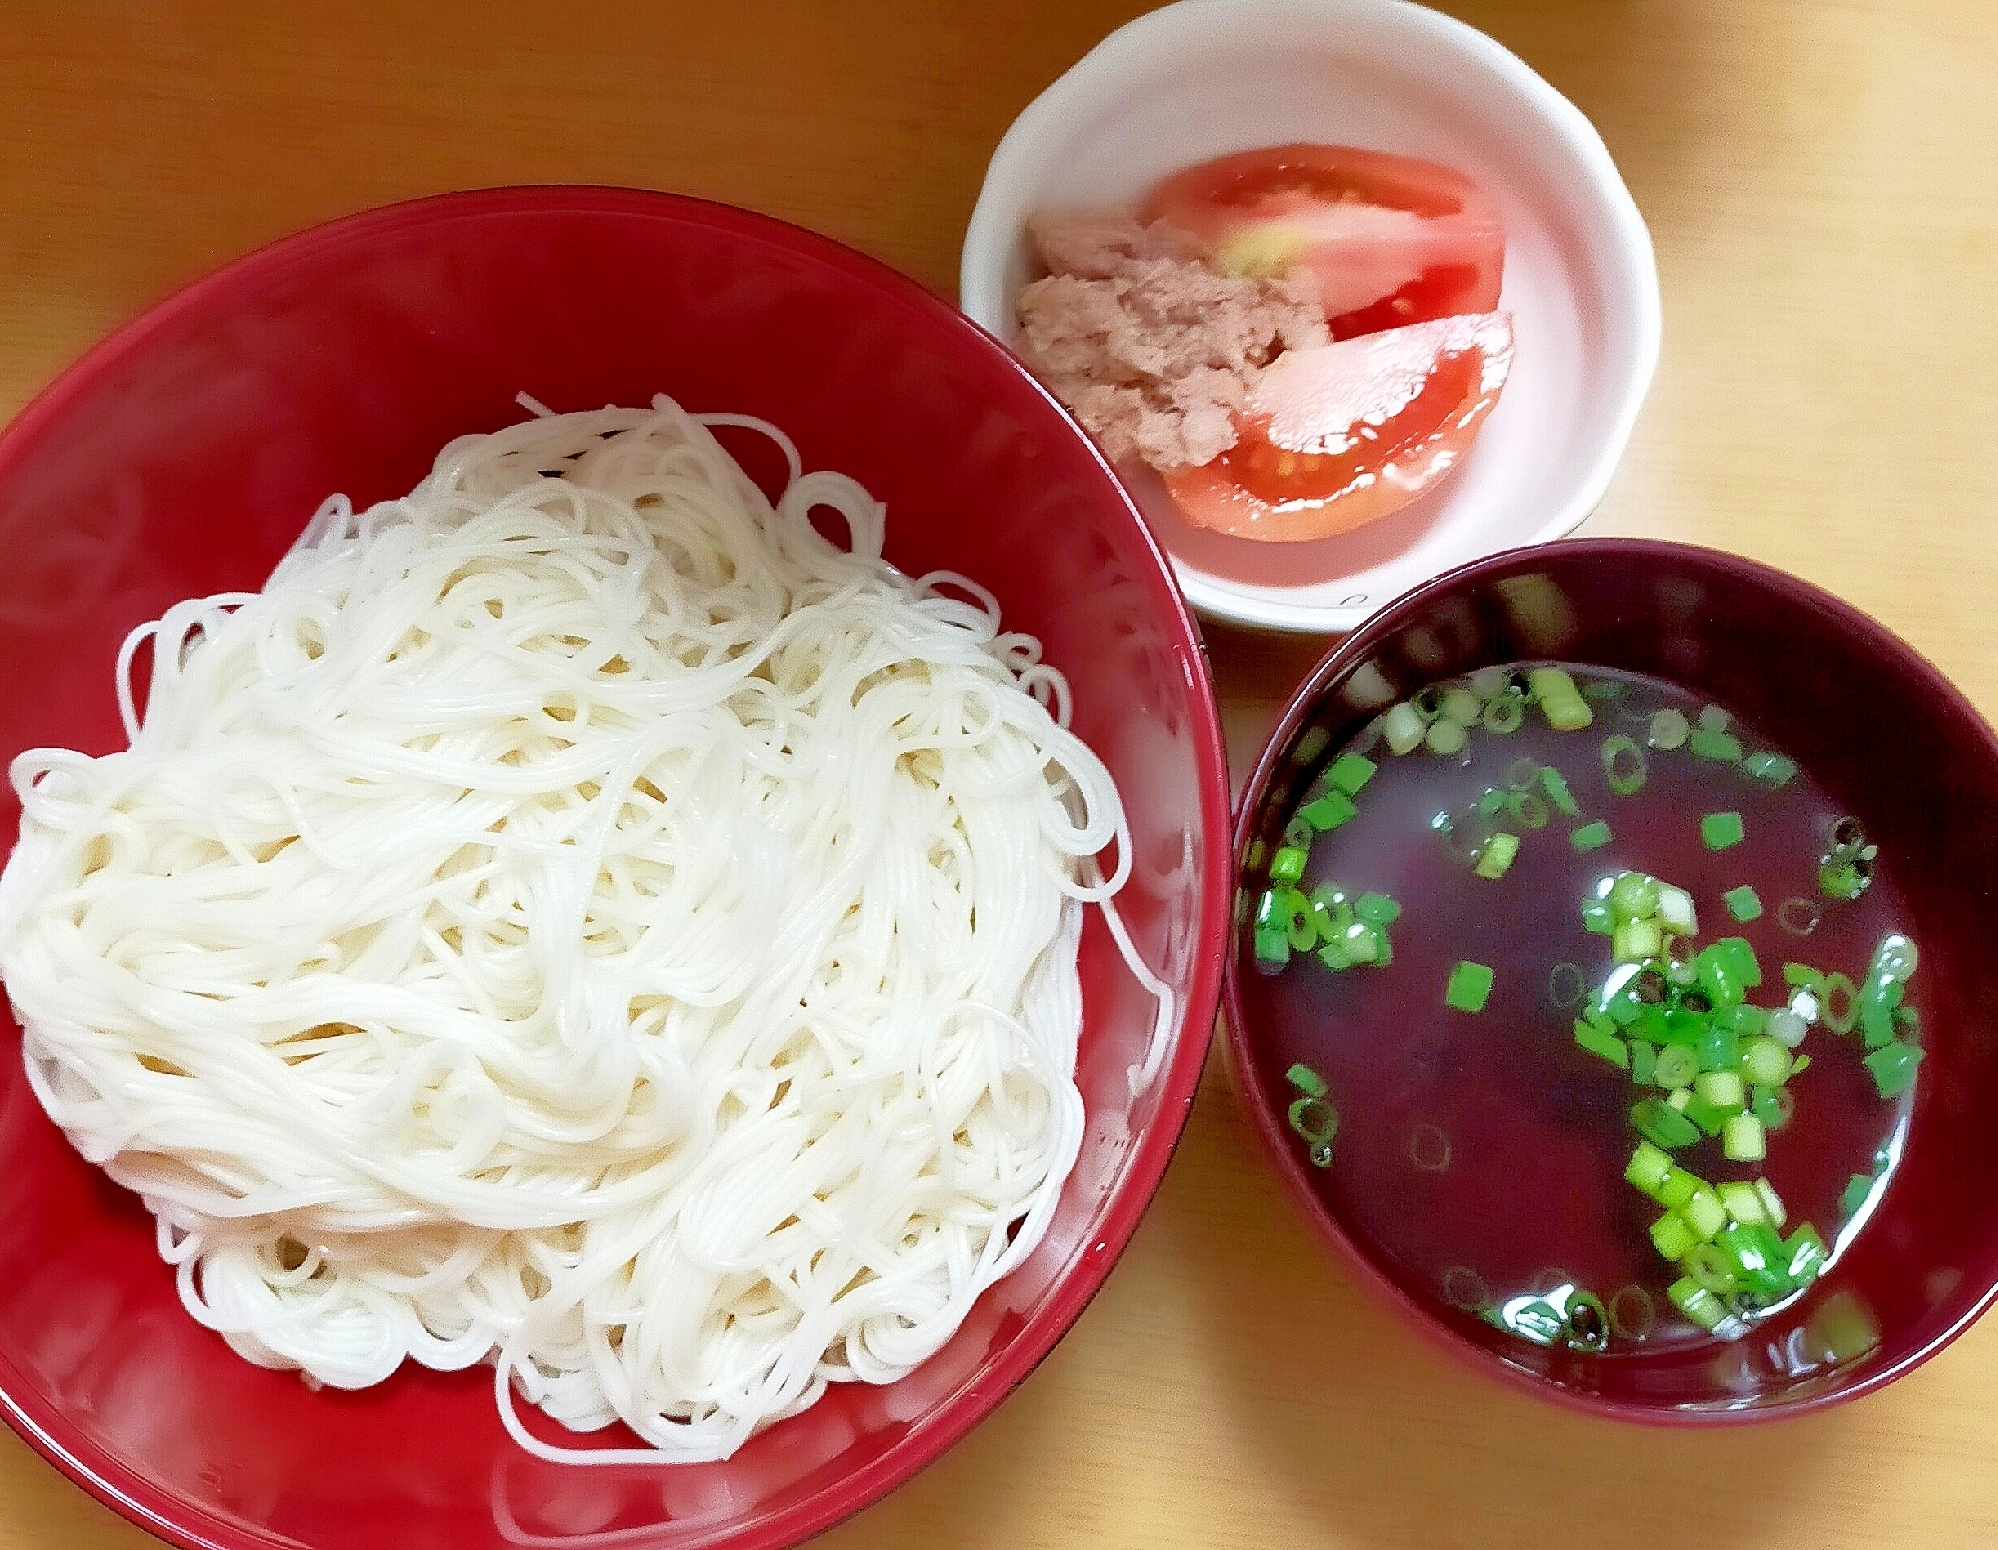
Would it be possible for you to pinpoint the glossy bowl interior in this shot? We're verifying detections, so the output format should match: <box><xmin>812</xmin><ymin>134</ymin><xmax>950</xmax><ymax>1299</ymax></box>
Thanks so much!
<box><xmin>0</xmin><ymin>188</ymin><xmax>1232</xmax><ymax>1549</ymax></box>
<box><xmin>1225</xmin><ymin>539</ymin><xmax>1998</xmax><ymax>1420</ymax></box>
<box><xmin>961</xmin><ymin>0</ymin><xmax>1661</xmax><ymax>633</ymax></box>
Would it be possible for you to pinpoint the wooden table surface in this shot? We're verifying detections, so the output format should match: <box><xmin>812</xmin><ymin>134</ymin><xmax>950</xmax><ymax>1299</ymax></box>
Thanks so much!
<box><xmin>3</xmin><ymin>2</ymin><xmax>1996</xmax><ymax>1546</ymax></box>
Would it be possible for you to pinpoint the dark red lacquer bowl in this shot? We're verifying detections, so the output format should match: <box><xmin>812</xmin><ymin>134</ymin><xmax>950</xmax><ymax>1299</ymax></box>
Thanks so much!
<box><xmin>0</xmin><ymin>189</ymin><xmax>1231</xmax><ymax>1548</ymax></box>
<box><xmin>1227</xmin><ymin>540</ymin><xmax>1998</xmax><ymax>1421</ymax></box>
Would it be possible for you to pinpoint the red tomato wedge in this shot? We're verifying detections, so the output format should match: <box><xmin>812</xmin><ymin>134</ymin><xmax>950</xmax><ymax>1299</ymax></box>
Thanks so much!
<box><xmin>1144</xmin><ymin>144</ymin><xmax>1505</xmax><ymax>338</ymax></box>
<box><xmin>1165</xmin><ymin>311</ymin><xmax>1514</xmax><ymax>543</ymax></box>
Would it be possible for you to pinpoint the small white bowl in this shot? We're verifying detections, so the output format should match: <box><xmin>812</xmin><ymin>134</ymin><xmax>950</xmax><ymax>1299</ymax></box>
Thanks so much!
<box><xmin>961</xmin><ymin>0</ymin><xmax>1662</xmax><ymax>635</ymax></box>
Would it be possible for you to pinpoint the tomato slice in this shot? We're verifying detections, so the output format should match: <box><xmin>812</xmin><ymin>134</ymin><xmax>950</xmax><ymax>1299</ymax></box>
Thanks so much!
<box><xmin>1164</xmin><ymin>312</ymin><xmax>1514</xmax><ymax>543</ymax></box>
<box><xmin>1143</xmin><ymin>144</ymin><xmax>1504</xmax><ymax>337</ymax></box>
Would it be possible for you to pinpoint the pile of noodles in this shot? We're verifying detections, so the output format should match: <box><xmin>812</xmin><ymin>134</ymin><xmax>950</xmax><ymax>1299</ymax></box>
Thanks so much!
<box><xmin>0</xmin><ymin>396</ymin><xmax>1167</xmax><ymax>1462</ymax></box>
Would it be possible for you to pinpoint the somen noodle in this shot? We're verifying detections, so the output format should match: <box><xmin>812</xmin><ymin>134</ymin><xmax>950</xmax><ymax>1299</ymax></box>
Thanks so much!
<box><xmin>0</xmin><ymin>395</ymin><xmax>1168</xmax><ymax>1462</ymax></box>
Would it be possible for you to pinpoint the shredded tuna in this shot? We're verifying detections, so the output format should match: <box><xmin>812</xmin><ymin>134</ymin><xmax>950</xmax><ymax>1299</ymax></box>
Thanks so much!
<box><xmin>1014</xmin><ymin>212</ymin><xmax>1328</xmax><ymax>471</ymax></box>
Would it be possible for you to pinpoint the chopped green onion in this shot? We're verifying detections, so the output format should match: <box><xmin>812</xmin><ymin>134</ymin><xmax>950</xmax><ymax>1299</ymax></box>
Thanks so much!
<box><xmin>1581</xmin><ymin>895</ymin><xmax>1614</xmax><ymax>934</ymax></box>
<box><xmin>1570</xmin><ymin>819</ymin><xmax>1612</xmax><ymax>852</ymax></box>
<box><xmin>1859</xmin><ymin>933</ymin><xmax>1918</xmax><ymax>1047</ymax></box>
<box><xmin>1481</xmin><ymin>691</ymin><xmax>1526</xmax><ymax>734</ymax></box>
<box><xmin>1722</xmin><ymin>1112</ymin><xmax>1767</xmax><ymax>1162</ymax></box>
<box><xmin>1657</xmin><ymin>885</ymin><xmax>1699</xmax><ymax>936</ymax></box>
<box><xmin>1440</xmin><ymin>688</ymin><xmax>1481</xmax><ymax>726</ymax></box>
<box><xmin>1327</xmin><ymin>752</ymin><xmax>1376</xmax><ymax>795</ymax></box>
<box><xmin>1651</xmin><ymin>1212</ymin><xmax>1699</xmax><ymax>1262</ymax></box>
<box><xmin>1446</xmin><ymin>961</ymin><xmax>1493</xmax><ymax>1013</ymax></box>
<box><xmin>1715</xmin><ymin>1222</ymin><xmax>1789</xmax><ymax>1297</ymax></box>
<box><xmin>1701</xmin><ymin>811</ymin><xmax>1745</xmax><ymax>850</ymax></box>
<box><xmin>1270</xmin><ymin>845</ymin><xmax>1309</xmax><ymax>884</ymax></box>
<box><xmin>1293</xmin><ymin>726</ymin><xmax>1332</xmax><ymax>765</ymax></box>
<box><xmin>1694</xmin><ymin>1070</ymin><xmax>1746</xmax><ymax>1111</ymax></box>
<box><xmin>1473</xmin><ymin>832</ymin><xmax>1520</xmax><ymax>880</ymax></box>
<box><xmin>1608</xmin><ymin>872</ymin><xmax>1659</xmax><ymax>919</ymax></box>
<box><xmin>1613</xmin><ymin>917</ymin><xmax>1663</xmax><ymax>964</ymax></box>
<box><xmin>1283</xmin><ymin>815</ymin><xmax>1315</xmax><ymax>849</ymax></box>
<box><xmin>1718</xmin><ymin>1181</ymin><xmax>1768</xmax><ymax>1228</ymax></box>
<box><xmin>1683</xmin><ymin>1188</ymin><xmax>1729</xmax><ymax>1242</ymax></box>
<box><xmin>1820</xmin><ymin>858</ymin><xmax>1869</xmax><ymax>900</ymax></box>
<box><xmin>1609</xmin><ymin>1285</ymin><xmax>1657</xmax><ymax>1341</ymax></box>
<box><xmin>1625</xmin><ymin>1141</ymin><xmax>1675</xmax><ymax>1198</ymax></box>
<box><xmin>1287</xmin><ymin>909</ymin><xmax>1317</xmax><ymax>952</ymax></box>
<box><xmin>1743</xmin><ymin>750</ymin><xmax>1798</xmax><ymax>785</ymax></box>
<box><xmin>1647</xmin><ymin>708</ymin><xmax>1689</xmax><ymax>750</ymax></box>
<box><xmin>1286</xmin><ymin>1064</ymin><xmax>1327</xmax><ymax>1097</ymax></box>
<box><xmin>1755</xmin><ymin>1180</ymin><xmax>1787</xmax><ymax>1229</ymax></box>
<box><xmin>1632</xmin><ymin>1096</ymin><xmax>1698</xmax><ymax>1148</ymax></box>
<box><xmin>1630</xmin><ymin>1039</ymin><xmax>1658</xmax><ymax>1085</ymax></box>
<box><xmin>1821</xmin><ymin>972</ymin><xmax>1858</xmax><ymax>1034</ymax></box>
<box><xmin>1253</xmin><ymin>927</ymin><xmax>1290</xmax><ymax>969</ymax></box>
<box><xmin>1783</xmin><ymin>962</ymin><xmax>1824</xmax><ymax>990</ymax></box>
<box><xmin>1601</xmin><ymin>735</ymin><xmax>1647</xmax><ymax>795</ymax></box>
<box><xmin>1668</xmin><ymin>1276</ymin><xmax>1727</xmax><ymax>1331</ymax></box>
<box><xmin>1751</xmin><ymin>1085</ymin><xmax>1794</xmax><ymax>1131</ymax></box>
<box><xmin>1652</xmin><ymin>1044</ymin><xmax>1699</xmax><ymax>1089</ymax></box>
<box><xmin>1529</xmin><ymin>667</ymin><xmax>1593</xmax><ymax>732</ymax></box>
<box><xmin>1863</xmin><ymin>1039</ymin><xmax>1923</xmax><ymax>1099</ymax></box>
<box><xmin>1682</xmin><ymin>1096</ymin><xmax>1732</xmax><ymax>1137</ymax></box>
<box><xmin>1684</xmin><ymin>1242</ymin><xmax>1739</xmax><ymax>1295</ymax></box>
<box><xmin>1425</xmin><ymin>717</ymin><xmax>1467</xmax><ymax>756</ymax></box>
<box><xmin>1381</xmin><ymin>701</ymin><xmax>1426</xmax><ymax>755</ymax></box>
<box><xmin>1840</xmin><ymin>1172</ymin><xmax>1875</xmax><ymax>1216</ymax></box>
<box><xmin>1539</xmin><ymin>764</ymin><xmax>1580</xmax><ymax>816</ymax></box>
<box><xmin>1355</xmin><ymin>891</ymin><xmax>1401</xmax><ymax>926</ymax></box>
<box><xmin>1785</xmin><ymin>1224</ymin><xmax>1830</xmax><ymax>1284</ymax></box>
<box><xmin>1721</xmin><ymin>885</ymin><xmax>1763</xmax><ymax>924</ymax></box>
<box><xmin>1659</xmin><ymin>1166</ymin><xmax>1702</xmax><ymax>1210</ymax></box>
<box><xmin>1287</xmin><ymin>1095</ymin><xmax>1339</xmax><ymax>1162</ymax></box>
<box><xmin>1697</xmin><ymin>705</ymin><xmax>1730</xmax><ymax>733</ymax></box>
<box><xmin>1696</xmin><ymin>1023</ymin><xmax>1741</xmax><ymax>1074</ymax></box>
<box><xmin>1687</xmin><ymin>727</ymin><xmax>1744</xmax><ymax>763</ymax></box>
<box><xmin>1577</xmin><ymin>1018</ymin><xmax>1631</xmax><ymax>1070</ymax></box>
<box><xmin>1299</xmin><ymin>789</ymin><xmax>1357</xmax><ymax>830</ymax></box>
<box><xmin>1790</xmin><ymin>1053</ymin><xmax>1811</xmax><ymax>1076</ymax></box>
<box><xmin>1740</xmin><ymin>1037</ymin><xmax>1792</xmax><ymax>1087</ymax></box>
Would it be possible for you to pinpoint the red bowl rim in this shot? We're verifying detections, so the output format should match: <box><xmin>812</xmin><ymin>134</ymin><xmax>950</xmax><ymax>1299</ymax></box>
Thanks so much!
<box><xmin>1222</xmin><ymin>534</ymin><xmax>1998</xmax><ymax>1426</ymax></box>
<box><xmin>0</xmin><ymin>186</ymin><xmax>1233</xmax><ymax>1547</ymax></box>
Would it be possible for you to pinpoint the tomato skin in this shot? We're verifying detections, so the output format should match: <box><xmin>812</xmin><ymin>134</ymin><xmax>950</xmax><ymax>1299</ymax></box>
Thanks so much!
<box><xmin>1144</xmin><ymin>143</ymin><xmax>1505</xmax><ymax>333</ymax></box>
<box><xmin>1164</xmin><ymin>311</ymin><xmax>1514</xmax><ymax>544</ymax></box>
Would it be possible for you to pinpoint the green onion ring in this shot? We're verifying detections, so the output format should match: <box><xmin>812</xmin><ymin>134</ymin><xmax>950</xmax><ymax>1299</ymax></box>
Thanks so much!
<box><xmin>1442</xmin><ymin>1266</ymin><xmax>1490</xmax><ymax>1312</ymax></box>
<box><xmin>1601</xmin><ymin>734</ymin><xmax>1648</xmax><ymax>795</ymax></box>
<box><xmin>1562</xmin><ymin>1290</ymin><xmax>1612</xmax><ymax>1353</ymax></box>
<box><xmin>1409</xmin><ymin>1123</ymin><xmax>1452</xmax><ymax>1172</ymax></box>
<box><xmin>1777</xmin><ymin>896</ymin><xmax>1822</xmax><ymax>936</ymax></box>
<box><xmin>1505</xmin><ymin>756</ymin><xmax>1542</xmax><ymax>790</ymax></box>
<box><xmin>1530</xmin><ymin>1266</ymin><xmax>1579</xmax><ymax>1298</ymax></box>
<box><xmin>1823</xmin><ymin>972</ymin><xmax>1859</xmax><ymax>1034</ymax></box>
<box><xmin>1548</xmin><ymin>961</ymin><xmax>1586</xmax><ymax>1008</ymax></box>
<box><xmin>1482</xmin><ymin>693</ymin><xmax>1526</xmax><ymax>734</ymax></box>
<box><xmin>1608</xmin><ymin>1285</ymin><xmax>1657</xmax><ymax>1341</ymax></box>
<box><xmin>1413</xmin><ymin>685</ymin><xmax>1447</xmax><ymax>721</ymax></box>
<box><xmin>1507</xmin><ymin>789</ymin><xmax>1550</xmax><ymax>829</ymax></box>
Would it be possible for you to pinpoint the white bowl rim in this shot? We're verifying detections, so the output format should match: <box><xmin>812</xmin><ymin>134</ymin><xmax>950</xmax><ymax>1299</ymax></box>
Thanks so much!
<box><xmin>961</xmin><ymin>0</ymin><xmax>1664</xmax><ymax>635</ymax></box>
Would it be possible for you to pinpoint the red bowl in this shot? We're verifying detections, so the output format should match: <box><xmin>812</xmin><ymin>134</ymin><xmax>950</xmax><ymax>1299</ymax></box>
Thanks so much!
<box><xmin>1225</xmin><ymin>538</ymin><xmax>1998</xmax><ymax>1421</ymax></box>
<box><xmin>0</xmin><ymin>189</ymin><xmax>1231</xmax><ymax>1547</ymax></box>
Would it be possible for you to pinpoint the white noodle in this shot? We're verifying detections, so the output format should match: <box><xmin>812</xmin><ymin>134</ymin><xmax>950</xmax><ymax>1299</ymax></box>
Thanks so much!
<box><xmin>0</xmin><ymin>395</ymin><xmax>1161</xmax><ymax>1463</ymax></box>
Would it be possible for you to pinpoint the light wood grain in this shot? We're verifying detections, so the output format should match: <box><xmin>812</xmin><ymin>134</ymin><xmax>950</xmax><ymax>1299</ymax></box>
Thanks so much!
<box><xmin>4</xmin><ymin>2</ymin><xmax>1997</xmax><ymax>1547</ymax></box>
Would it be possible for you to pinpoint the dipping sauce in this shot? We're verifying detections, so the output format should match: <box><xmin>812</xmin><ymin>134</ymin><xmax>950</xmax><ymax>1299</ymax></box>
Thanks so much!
<box><xmin>1242</xmin><ymin>664</ymin><xmax>1917</xmax><ymax>1365</ymax></box>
